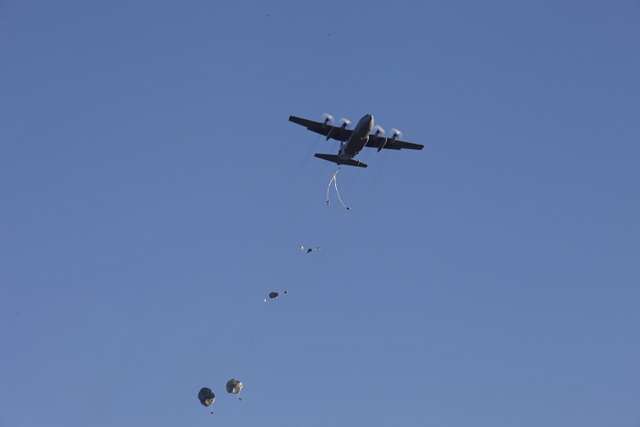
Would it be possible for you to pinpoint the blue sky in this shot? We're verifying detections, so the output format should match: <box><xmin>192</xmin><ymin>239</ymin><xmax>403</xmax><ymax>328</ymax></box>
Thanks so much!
<box><xmin>1</xmin><ymin>1</ymin><xmax>639</xmax><ymax>426</ymax></box>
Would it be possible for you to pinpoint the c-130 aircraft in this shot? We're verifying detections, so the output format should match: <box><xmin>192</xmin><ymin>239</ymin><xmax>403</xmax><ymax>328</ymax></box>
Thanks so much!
<box><xmin>289</xmin><ymin>113</ymin><xmax>423</xmax><ymax>168</ymax></box>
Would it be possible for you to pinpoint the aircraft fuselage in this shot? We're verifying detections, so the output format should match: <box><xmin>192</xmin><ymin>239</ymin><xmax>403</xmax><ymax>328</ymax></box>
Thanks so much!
<box><xmin>338</xmin><ymin>114</ymin><xmax>374</xmax><ymax>160</ymax></box>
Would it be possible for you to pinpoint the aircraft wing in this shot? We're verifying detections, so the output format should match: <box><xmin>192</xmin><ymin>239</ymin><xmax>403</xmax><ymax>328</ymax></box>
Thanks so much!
<box><xmin>365</xmin><ymin>134</ymin><xmax>424</xmax><ymax>151</ymax></box>
<box><xmin>289</xmin><ymin>116</ymin><xmax>352</xmax><ymax>142</ymax></box>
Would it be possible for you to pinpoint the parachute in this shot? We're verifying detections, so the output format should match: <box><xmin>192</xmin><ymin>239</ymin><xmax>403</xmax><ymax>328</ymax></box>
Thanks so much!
<box><xmin>197</xmin><ymin>387</ymin><xmax>216</xmax><ymax>407</ymax></box>
<box><xmin>225</xmin><ymin>378</ymin><xmax>244</xmax><ymax>395</ymax></box>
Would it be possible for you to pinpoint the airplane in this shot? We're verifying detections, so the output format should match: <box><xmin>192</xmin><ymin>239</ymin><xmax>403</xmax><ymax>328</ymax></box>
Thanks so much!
<box><xmin>289</xmin><ymin>113</ymin><xmax>423</xmax><ymax>168</ymax></box>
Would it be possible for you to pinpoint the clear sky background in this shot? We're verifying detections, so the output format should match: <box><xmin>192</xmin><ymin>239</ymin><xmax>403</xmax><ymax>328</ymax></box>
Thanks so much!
<box><xmin>1</xmin><ymin>1</ymin><xmax>639</xmax><ymax>426</ymax></box>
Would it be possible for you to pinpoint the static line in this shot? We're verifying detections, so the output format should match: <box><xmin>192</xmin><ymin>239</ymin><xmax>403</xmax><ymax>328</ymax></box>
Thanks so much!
<box><xmin>325</xmin><ymin>168</ymin><xmax>350</xmax><ymax>210</ymax></box>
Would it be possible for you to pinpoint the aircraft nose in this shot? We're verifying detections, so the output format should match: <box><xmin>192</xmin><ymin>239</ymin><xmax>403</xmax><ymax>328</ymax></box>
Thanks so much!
<box><xmin>366</xmin><ymin>114</ymin><xmax>374</xmax><ymax>127</ymax></box>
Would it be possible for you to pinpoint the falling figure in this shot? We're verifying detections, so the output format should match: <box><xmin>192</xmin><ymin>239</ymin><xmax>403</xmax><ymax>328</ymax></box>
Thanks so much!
<box><xmin>325</xmin><ymin>169</ymin><xmax>350</xmax><ymax>210</ymax></box>
<box><xmin>264</xmin><ymin>290</ymin><xmax>288</xmax><ymax>302</ymax></box>
<box><xmin>299</xmin><ymin>244</ymin><xmax>320</xmax><ymax>254</ymax></box>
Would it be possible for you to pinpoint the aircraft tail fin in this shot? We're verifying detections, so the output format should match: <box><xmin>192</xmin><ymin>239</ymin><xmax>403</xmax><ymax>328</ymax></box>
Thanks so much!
<box><xmin>314</xmin><ymin>153</ymin><xmax>368</xmax><ymax>168</ymax></box>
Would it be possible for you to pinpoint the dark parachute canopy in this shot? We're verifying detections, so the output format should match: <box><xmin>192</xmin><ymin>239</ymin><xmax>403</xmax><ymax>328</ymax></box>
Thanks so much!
<box><xmin>197</xmin><ymin>387</ymin><xmax>215</xmax><ymax>407</ymax></box>
<box><xmin>226</xmin><ymin>378</ymin><xmax>244</xmax><ymax>395</ymax></box>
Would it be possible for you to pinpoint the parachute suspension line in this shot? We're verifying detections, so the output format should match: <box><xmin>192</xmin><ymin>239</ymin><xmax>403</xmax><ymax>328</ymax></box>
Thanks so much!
<box><xmin>333</xmin><ymin>171</ymin><xmax>350</xmax><ymax>210</ymax></box>
<box><xmin>325</xmin><ymin>168</ymin><xmax>350</xmax><ymax>210</ymax></box>
<box><xmin>325</xmin><ymin>170</ymin><xmax>336</xmax><ymax>206</ymax></box>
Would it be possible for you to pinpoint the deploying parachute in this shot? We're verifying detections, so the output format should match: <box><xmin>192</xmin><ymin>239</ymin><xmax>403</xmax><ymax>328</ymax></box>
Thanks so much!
<box><xmin>225</xmin><ymin>378</ymin><xmax>244</xmax><ymax>395</ymax></box>
<box><xmin>197</xmin><ymin>387</ymin><xmax>216</xmax><ymax>407</ymax></box>
<box><xmin>325</xmin><ymin>169</ymin><xmax>350</xmax><ymax>210</ymax></box>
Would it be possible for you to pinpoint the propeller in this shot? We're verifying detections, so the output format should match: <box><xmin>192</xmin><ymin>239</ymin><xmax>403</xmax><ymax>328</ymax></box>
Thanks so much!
<box><xmin>377</xmin><ymin>128</ymin><xmax>403</xmax><ymax>152</ymax></box>
<box><xmin>372</xmin><ymin>125</ymin><xmax>386</xmax><ymax>137</ymax></box>
<box><xmin>321</xmin><ymin>113</ymin><xmax>334</xmax><ymax>126</ymax></box>
<box><xmin>338</xmin><ymin>118</ymin><xmax>351</xmax><ymax>129</ymax></box>
<box><xmin>324</xmin><ymin>115</ymin><xmax>350</xmax><ymax>141</ymax></box>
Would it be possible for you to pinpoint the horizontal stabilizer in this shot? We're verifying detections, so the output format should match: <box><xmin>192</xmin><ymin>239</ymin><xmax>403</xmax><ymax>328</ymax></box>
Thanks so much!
<box><xmin>314</xmin><ymin>153</ymin><xmax>368</xmax><ymax>168</ymax></box>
